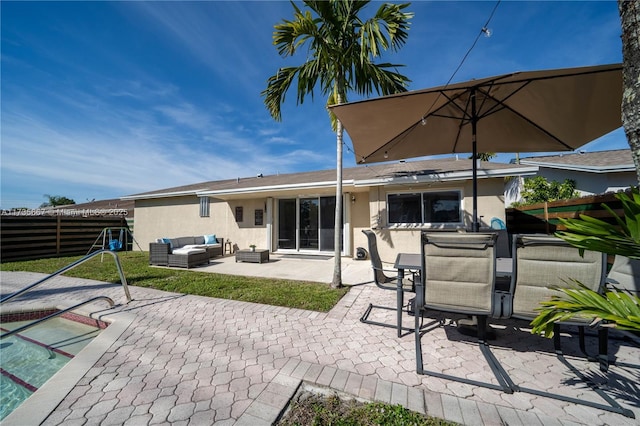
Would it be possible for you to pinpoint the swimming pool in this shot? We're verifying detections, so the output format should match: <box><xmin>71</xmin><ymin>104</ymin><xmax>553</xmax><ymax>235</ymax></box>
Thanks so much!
<box><xmin>0</xmin><ymin>311</ymin><xmax>108</xmax><ymax>421</ymax></box>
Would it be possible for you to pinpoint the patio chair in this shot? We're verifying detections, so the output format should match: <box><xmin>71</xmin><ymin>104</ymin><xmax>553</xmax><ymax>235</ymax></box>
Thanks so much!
<box><xmin>360</xmin><ymin>230</ymin><xmax>415</xmax><ymax>334</ymax></box>
<box><xmin>501</xmin><ymin>234</ymin><xmax>635</xmax><ymax>417</ymax></box>
<box><xmin>414</xmin><ymin>232</ymin><xmax>634</xmax><ymax>418</ymax></box>
<box><xmin>600</xmin><ymin>255</ymin><xmax>640</xmax><ymax>364</ymax></box>
<box><xmin>606</xmin><ymin>254</ymin><xmax>640</xmax><ymax>295</ymax></box>
<box><xmin>509</xmin><ymin>234</ymin><xmax>607</xmax><ymax>361</ymax></box>
<box><xmin>414</xmin><ymin>232</ymin><xmax>516</xmax><ymax>391</ymax></box>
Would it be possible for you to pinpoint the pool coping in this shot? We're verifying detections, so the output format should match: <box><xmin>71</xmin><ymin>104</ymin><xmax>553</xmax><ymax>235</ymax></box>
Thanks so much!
<box><xmin>1</xmin><ymin>302</ymin><xmax>134</xmax><ymax>426</ymax></box>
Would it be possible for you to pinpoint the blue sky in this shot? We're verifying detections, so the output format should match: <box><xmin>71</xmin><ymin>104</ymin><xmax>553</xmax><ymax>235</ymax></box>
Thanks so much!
<box><xmin>1</xmin><ymin>1</ymin><xmax>625</xmax><ymax>209</ymax></box>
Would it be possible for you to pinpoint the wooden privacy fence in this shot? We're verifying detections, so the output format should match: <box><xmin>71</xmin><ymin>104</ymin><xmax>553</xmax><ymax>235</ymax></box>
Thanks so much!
<box><xmin>506</xmin><ymin>191</ymin><xmax>626</xmax><ymax>235</ymax></box>
<box><xmin>1</xmin><ymin>215</ymin><xmax>129</xmax><ymax>262</ymax></box>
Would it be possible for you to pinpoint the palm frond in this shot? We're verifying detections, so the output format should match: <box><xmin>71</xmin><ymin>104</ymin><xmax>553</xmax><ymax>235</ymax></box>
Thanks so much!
<box><xmin>555</xmin><ymin>187</ymin><xmax>640</xmax><ymax>260</ymax></box>
<box><xmin>263</xmin><ymin>0</ymin><xmax>412</xmax><ymax>119</ymax></box>
<box><xmin>261</xmin><ymin>67</ymin><xmax>300</xmax><ymax>121</ymax></box>
<box><xmin>531</xmin><ymin>282</ymin><xmax>640</xmax><ymax>338</ymax></box>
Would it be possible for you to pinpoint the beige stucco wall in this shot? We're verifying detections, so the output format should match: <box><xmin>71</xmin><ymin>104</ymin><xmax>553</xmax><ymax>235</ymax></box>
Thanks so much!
<box><xmin>350</xmin><ymin>178</ymin><xmax>507</xmax><ymax>262</ymax></box>
<box><xmin>132</xmin><ymin>177</ymin><xmax>507</xmax><ymax>262</ymax></box>
<box><xmin>133</xmin><ymin>196</ymin><xmax>271</xmax><ymax>252</ymax></box>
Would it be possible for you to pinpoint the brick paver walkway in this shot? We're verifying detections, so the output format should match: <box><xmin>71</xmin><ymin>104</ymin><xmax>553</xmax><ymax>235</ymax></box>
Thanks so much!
<box><xmin>1</xmin><ymin>270</ymin><xmax>638</xmax><ymax>425</ymax></box>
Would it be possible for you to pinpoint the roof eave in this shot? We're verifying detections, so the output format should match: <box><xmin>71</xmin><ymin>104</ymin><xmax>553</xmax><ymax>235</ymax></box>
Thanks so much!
<box><xmin>354</xmin><ymin>166</ymin><xmax>538</xmax><ymax>187</ymax></box>
<box><xmin>519</xmin><ymin>161</ymin><xmax>635</xmax><ymax>173</ymax></box>
<box><xmin>121</xmin><ymin>189</ymin><xmax>206</xmax><ymax>201</ymax></box>
<box><xmin>199</xmin><ymin>180</ymin><xmax>356</xmax><ymax>198</ymax></box>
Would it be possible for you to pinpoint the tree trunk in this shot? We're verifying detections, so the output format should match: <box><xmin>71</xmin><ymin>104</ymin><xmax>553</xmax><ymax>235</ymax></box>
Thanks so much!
<box><xmin>619</xmin><ymin>0</ymin><xmax>640</xmax><ymax>184</ymax></box>
<box><xmin>332</xmin><ymin>117</ymin><xmax>344</xmax><ymax>288</ymax></box>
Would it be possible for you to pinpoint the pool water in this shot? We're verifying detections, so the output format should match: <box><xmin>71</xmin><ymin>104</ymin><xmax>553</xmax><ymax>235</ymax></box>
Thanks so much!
<box><xmin>0</xmin><ymin>315</ymin><xmax>105</xmax><ymax>420</ymax></box>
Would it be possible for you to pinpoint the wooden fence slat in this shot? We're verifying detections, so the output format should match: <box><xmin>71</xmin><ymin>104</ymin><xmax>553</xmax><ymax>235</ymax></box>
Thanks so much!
<box><xmin>1</xmin><ymin>216</ymin><xmax>128</xmax><ymax>262</ymax></box>
<box><xmin>506</xmin><ymin>191</ymin><xmax>628</xmax><ymax>236</ymax></box>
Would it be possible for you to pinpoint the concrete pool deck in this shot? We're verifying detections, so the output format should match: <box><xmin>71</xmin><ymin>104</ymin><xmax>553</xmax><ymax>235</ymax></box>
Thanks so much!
<box><xmin>1</xmin><ymin>257</ymin><xmax>639</xmax><ymax>425</ymax></box>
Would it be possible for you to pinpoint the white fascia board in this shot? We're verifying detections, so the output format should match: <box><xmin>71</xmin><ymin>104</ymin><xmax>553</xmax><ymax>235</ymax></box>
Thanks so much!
<box><xmin>519</xmin><ymin>161</ymin><xmax>635</xmax><ymax>173</ymax></box>
<box><xmin>199</xmin><ymin>180</ymin><xmax>355</xmax><ymax>197</ymax></box>
<box><xmin>354</xmin><ymin>166</ymin><xmax>538</xmax><ymax>187</ymax></box>
<box><xmin>121</xmin><ymin>190</ymin><xmax>204</xmax><ymax>201</ymax></box>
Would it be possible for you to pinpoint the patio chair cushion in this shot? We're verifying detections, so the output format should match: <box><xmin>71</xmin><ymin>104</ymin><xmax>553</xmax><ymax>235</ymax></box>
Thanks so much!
<box><xmin>172</xmin><ymin>247</ymin><xmax>206</xmax><ymax>255</ymax></box>
<box><xmin>606</xmin><ymin>255</ymin><xmax>640</xmax><ymax>295</ymax></box>
<box><xmin>422</xmin><ymin>232</ymin><xmax>496</xmax><ymax>314</ymax></box>
<box><xmin>511</xmin><ymin>234</ymin><xmax>606</xmax><ymax>319</ymax></box>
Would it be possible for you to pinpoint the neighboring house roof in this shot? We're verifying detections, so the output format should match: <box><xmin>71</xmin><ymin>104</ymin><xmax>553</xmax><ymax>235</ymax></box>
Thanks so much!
<box><xmin>122</xmin><ymin>158</ymin><xmax>537</xmax><ymax>201</ymax></box>
<box><xmin>518</xmin><ymin>149</ymin><xmax>635</xmax><ymax>173</ymax></box>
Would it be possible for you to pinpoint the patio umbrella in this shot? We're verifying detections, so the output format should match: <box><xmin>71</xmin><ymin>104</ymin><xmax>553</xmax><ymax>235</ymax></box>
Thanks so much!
<box><xmin>329</xmin><ymin>63</ymin><xmax>623</xmax><ymax>231</ymax></box>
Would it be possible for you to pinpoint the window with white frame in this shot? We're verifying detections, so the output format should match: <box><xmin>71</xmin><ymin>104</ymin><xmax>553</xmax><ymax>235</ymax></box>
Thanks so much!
<box><xmin>387</xmin><ymin>190</ymin><xmax>461</xmax><ymax>224</ymax></box>
<box><xmin>199</xmin><ymin>197</ymin><xmax>210</xmax><ymax>217</ymax></box>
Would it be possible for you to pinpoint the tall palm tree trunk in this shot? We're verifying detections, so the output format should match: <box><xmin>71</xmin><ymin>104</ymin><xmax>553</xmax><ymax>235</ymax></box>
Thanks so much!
<box><xmin>332</xmin><ymin>117</ymin><xmax>344</xmax><ymax>288</ymax></box>
<box><xmin>619</xmin><ymin>0</ymin><xmax>640</xmax><ymax>183</ymax></box>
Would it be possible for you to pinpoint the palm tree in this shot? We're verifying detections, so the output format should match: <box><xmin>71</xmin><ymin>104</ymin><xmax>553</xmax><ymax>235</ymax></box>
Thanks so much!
<box><xmin>619</xmin><ymin>0</ymin><xmax>640</xmax><ymax>183</ymax></box>
<box><xmin>262</xmin><ymin>0</ymin><xmax>413</xmax><ymax>288</ymax></box>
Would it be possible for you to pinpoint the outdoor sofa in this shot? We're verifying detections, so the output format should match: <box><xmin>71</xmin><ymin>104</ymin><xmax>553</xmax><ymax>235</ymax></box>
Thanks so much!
<box><xmin>149</xmin><ymin>234</ymin><xmax>223</xmax><ymax>268</ymax></box>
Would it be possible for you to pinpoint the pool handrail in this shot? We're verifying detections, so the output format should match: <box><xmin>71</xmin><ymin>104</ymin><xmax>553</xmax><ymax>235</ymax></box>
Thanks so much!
<box><xmin>0</xmin><ymin>295</ymin><xmax>115</xmax><ymax>339</ymax></box>
<box><xmin>0</xmin><ymin>250</ymin><xmax>131</xmax><ymax>304</ymax></box>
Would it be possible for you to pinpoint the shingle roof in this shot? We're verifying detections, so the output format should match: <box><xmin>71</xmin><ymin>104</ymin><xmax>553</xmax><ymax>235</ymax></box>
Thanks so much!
<box><xmin>123</xmin><ymin>157</ymin><xmax>534</xmax><ymax>200</ymax></box>
<box><xmin>520</xmin><ymin>149</ymin><xmax>633</xmax><ymax>169</ymax></box>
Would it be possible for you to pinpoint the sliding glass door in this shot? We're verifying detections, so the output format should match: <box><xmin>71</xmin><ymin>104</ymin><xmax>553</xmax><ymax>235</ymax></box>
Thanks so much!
<box><xmin>277</xmin><ymin>196</ymin><xmax>340</xmax><ymax>252</ymax></box>
<box><xmin>299</xmin><ymin>198</ymin><xmax>319</xmax><ymax>249</ymax></box>
<box><xmin>277</xmin><ymin>199</ymin><xmax>296</xmax><ymax>249</ymax></box>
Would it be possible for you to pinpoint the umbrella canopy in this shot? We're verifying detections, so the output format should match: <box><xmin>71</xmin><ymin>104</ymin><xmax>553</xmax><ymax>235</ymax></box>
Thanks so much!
<box><xmin>329</xmin><ymin>63</ymin><xmax>623</xmax><ymax>230</ymax></box>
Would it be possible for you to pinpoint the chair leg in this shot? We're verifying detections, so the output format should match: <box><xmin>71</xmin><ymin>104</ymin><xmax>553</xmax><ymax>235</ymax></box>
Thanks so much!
<box><xmin>577</xmin><ymin>326</ymin><xmax>610</xmax><ymax>372</ymax></box>
<box><xmin>415</xmin><ymin>307</ymin><xmax>424</xmax><ymax>373</ymax></box>
<box><xmin>553</xmin><ymin>323</ymin><xmax>563</xmax><ymax>355</ymax></box>
<box><xmin>598</xmin><ymin>327</ymin><xmax>609</xmax><ymax>372</ymax></box>
<box><xmin>360</xmin><ymin>303</ymin><xmax>413</xmax><ymax>334</ymax></box>
<box><xmin>415</xmin><ymin>313</ymin><xmax>513</xmax><ymax>392</ymax></box>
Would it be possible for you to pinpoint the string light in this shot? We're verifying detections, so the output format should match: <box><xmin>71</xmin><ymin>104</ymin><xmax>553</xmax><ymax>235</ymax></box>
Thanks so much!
<box><xmin>342</xmin><ymin>1</ymin><xmax>501</xmax><ymax>185</ymax></box>
<box><xmin>419</xmin><ymin>1</ymin><xmax>500</xmax><ymax>120</ymax></box>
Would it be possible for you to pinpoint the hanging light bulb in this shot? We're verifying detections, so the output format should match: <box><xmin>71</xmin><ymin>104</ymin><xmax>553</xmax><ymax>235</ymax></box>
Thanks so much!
<box><xmin>421</xmin><ymin>117</ymin><xmax>427</xmax><ymax>126</ymax></box>
<box><xmin>482</xmin><ymin>27</ymin><xmax>492</xmax><ymax>38</ymax></box>
<box><xmin>383</xmin><ymin>151</ymin><xmax>389</xmax><ymax>159</ymax></box>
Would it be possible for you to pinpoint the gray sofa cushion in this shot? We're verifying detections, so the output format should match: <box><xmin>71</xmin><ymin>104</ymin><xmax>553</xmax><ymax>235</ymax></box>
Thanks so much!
<box><xmin>172</xmin><ymin>237</ymin><xmax>194</xmax><ymax>248</ymax></box>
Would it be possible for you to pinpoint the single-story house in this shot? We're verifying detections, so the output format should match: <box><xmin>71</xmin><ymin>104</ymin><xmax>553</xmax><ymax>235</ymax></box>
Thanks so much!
<box><xmin>510</xmin><ymin>149</ymin><xmax>637</xmax><ymax>203</ymax></box>
<box><xmin>122</xmin><ymin>157</ymin><xmax>536</xmax><ymax>260</ymax></box>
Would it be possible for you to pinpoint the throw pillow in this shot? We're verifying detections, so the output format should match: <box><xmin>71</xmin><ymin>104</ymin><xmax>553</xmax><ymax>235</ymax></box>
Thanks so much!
<box><xmin>161</xmin><ymin>238</ymin><xmax>173</xmax><ymax>249</ymax></box>
<box><xmin>204</xmin><ymin>234</ymin><xmax>217</xmax><ymax>244</ymax></box>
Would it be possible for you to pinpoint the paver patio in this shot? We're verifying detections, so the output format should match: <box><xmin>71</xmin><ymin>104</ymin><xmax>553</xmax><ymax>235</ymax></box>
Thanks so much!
<box><xmin>1</xmin><ymin>255</ymin><xmax>638</xmax><ymax>425</ymax></box>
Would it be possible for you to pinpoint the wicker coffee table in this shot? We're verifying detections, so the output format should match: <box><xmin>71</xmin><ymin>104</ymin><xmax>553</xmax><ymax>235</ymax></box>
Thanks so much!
<box><xmin>235</xmin><ymin>249</ymin><xmax>269</xmax><ymax>263</ymax></box>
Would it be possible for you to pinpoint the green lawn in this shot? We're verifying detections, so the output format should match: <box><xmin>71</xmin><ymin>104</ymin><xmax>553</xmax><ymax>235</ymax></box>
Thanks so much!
<box><xmin>0</xmin><ymin>252</ymin><xmax>349</xmax><ymax>312</ymax></box>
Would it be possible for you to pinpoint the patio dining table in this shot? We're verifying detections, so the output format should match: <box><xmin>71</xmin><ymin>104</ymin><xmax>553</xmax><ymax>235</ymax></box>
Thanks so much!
<box><xmin>394</xmin><ymin>253</ymin><xmax>513</xmax><ymax>337</ymax></box>
<box><xmin>394</xmin><ymin>253</ymin><xmax>422</xmax><ymax>337</ymax></box>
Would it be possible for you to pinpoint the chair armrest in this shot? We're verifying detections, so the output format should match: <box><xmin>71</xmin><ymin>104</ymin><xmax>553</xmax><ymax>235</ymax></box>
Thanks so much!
<box><xmin>149</xmin><ymin>243</ymin><xmax>171</xmax><ymax>265</ymax></box>
<box><xmin>149</xmin><ymin>242</ymin><xmax>171</xmax><ymax>252</ymax></box>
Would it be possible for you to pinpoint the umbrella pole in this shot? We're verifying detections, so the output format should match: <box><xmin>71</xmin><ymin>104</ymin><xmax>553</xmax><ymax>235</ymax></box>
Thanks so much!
<box><xmin>471</xmin><ymin>89</ymin><xmax>479</xmax><ymax>232</ymax></box>
<box><xmin>472</xmin><ymin>140</ymin><xmax>478</xmax><ymax>231</ymax></box>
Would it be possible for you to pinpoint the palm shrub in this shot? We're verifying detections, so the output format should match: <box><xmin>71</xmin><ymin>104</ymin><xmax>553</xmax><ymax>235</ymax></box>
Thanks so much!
<box><xmin>531</xmin><ymin>187</ymin><xmax>640</xmax><ymax>336</ymax></box>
